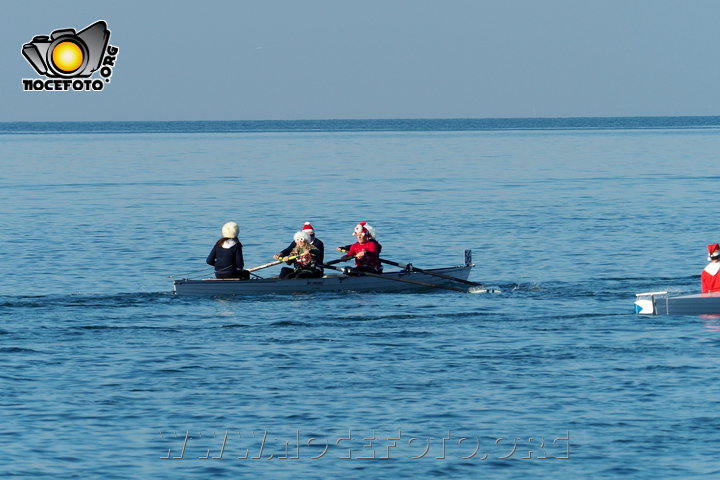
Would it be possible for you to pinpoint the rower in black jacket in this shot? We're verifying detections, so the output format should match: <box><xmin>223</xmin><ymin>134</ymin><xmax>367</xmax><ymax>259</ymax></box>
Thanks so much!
<box><xmin>206</xmin><ymin>221</ymin><xmax>250</xmax><ymax>279</ymax></box>
<box><xmin>274</xmin><ymin>222</ymin><xmax>325</xmax><ymax>273</ymax></box>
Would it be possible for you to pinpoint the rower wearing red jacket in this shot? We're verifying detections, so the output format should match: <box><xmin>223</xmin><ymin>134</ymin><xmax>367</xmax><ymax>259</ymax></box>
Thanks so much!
<box><xmin>337</xmin><ymin>222</ymin><xmax>383</xmax><ymax>273</ymax></box>
<box><xmin>701</xmin><ymin>243</ymin><xmax>720</xmax><ymax>293</ymax></box>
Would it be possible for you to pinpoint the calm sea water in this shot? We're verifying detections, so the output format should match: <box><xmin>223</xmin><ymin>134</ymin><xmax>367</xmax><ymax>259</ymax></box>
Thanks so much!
<box><xmin>2</xmin><ymin>118</ymin><xmax>720</xmax><ymax>479</ymax></box>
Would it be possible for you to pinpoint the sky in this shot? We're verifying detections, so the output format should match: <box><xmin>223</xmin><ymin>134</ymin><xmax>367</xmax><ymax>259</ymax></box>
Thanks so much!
<box><xmin>1</xmin><ymin>0</ymin><xmax>719</xmax><ymax>121</ymax></box>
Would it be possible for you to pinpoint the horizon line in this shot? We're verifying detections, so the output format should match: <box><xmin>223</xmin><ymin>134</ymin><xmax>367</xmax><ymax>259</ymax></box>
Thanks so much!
<box><xmin>2</xmin><ymin>114</ymin><xmax>720</xmax><ymax>124</ymax></box>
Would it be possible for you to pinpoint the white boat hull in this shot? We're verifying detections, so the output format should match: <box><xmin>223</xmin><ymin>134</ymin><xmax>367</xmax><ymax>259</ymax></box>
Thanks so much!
<box><xmin>635</xmin><ymin>291</ymin><xmax>720</xmax><ymax>315</ymax></box>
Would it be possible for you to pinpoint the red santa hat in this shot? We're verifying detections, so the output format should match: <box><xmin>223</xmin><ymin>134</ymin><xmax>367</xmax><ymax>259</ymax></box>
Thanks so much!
<box><xmin>708</xmin><ymin>243</ymin><xmax>720</xmax><ymax>259</ymax></box>
<box><xmin>353</xmin><ymin>222</ymin><xmax>376</xmax><ymax>239</ymax></box>
<box><xmin>302</xmin><ymin>222</ymin><xmax>314</xmax><ymax>235</ymax></box>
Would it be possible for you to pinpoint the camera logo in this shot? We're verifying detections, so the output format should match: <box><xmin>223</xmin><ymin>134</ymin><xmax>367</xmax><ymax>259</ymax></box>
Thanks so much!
<box><xmin>21</xmin><ymin>20</ymin><xmax>119</xmax><ymax>91</ymax></box>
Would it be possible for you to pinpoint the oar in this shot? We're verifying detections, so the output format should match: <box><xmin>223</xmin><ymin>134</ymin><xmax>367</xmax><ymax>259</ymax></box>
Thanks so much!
<box><xmin>322</xmin><ymin>264</ymin><xmax>485</xmax><ymax>294</ymax></box>
<box><xmin>379</xmin><ymin>258</ymin><xmax>484</xmax><ymax>288</ymax></box>
<box><xmin>323</xmin><ymin>257</ymin><xmax>348</xmax><ymax>267</ymax></box>
<box><xmin>335</xmin><ymin>249</ymin><xmax>495</xmax><ymax>292</ymax></box>
<box><xmin>248</xmin><ymin>255</ymin><xmax>297</xmax><ymax>273</ymax></box>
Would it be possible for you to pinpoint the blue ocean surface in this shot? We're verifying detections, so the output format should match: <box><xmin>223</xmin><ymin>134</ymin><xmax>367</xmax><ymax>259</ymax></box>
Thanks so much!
<box><xmin>1</xmin><ymin>118</ymin><xmax>719</xmax><ymax>479</ymax></box>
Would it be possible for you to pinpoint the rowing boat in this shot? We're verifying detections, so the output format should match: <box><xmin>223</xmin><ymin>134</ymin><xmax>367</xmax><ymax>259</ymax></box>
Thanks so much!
<box><xmin>173</xmin><ymin>251</ymin><xmax>475</xmax><ymax>296</ymax></box>
<box><xmin>634</xmin><ymin>291</ymin><xmax>720</xmax><ymax>315</ymax></box>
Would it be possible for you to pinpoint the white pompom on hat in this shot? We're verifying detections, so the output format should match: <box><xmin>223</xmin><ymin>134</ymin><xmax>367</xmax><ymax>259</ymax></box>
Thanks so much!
<box><xmin>353</xmin><ymin>221</ymin><xmax>377</xmax><ymax>239</ymax></box>
<box><xmin>302</xmin><ymin>222</ymin><xmax>315</xmax><ymax>235</ymax></box>
<box><xmin>294</xmin><ymin>230</ymin><xmax>311</xmax><ymax>244</ymax></box>
<box><xmin>222</xmin><ymin>221</ymin><xmax>239</xmax><ymax>239</ymax></box>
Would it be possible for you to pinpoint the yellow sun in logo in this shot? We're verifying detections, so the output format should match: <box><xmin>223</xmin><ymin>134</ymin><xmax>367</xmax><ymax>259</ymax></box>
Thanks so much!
<box><xmin>51</xmin><ymin>41</ymin><xmax>83</xmax><ymax>72</ymax></box>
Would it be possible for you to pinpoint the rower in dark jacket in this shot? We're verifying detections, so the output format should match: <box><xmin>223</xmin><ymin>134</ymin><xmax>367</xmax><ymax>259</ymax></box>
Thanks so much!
<box><xmin>274</xmin><ymin>222</ymin><xmax>325</xmax><ymax>273</ymax></box>
<box><xmin>278</xmin><ymin>231</ymin><xmax>323</xmax><ymax>279</ymax></box>
<box><xmin>206</xmin><ymin>221</ymin><xmax>250</xmax><ymax>279</ymax></box>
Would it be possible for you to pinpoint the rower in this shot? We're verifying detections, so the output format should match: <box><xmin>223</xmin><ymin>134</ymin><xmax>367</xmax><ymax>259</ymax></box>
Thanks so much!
<box><xmin>278</xmin><ymin>231</ymin><xmax>323</xmax><ymax>279</ymax></box>
<box><xmin>206</xmin><ymin>221</ymin><xmax>250</xmax><ymax>280</ymax></box>
<box><xmin>336</xmin><ymin>222</ymin><xmax>383</xmax><ymax>274</ymax></box>
<box><xmin>274</xmin><ymin>222</ymin><xmax>325</xmax><ymax>274</ymax></box>
<box><xmin>701</xmin><ymin>243</ymin><xmax>720</xmax><ymax>293</ymax></box>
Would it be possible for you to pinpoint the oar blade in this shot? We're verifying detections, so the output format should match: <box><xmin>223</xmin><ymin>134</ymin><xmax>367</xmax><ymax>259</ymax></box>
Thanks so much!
<box><xmin>468</xmin><ymin>286</ymin><xmax>502</xmax><ymax>294</ymax></box>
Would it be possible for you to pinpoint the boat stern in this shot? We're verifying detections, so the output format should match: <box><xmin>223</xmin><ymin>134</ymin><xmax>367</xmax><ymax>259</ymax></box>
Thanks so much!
<box><xmin>634</xmin><ymin>291</ymin><xmax>668</xmax><ymax>315</ymax></box>
<box><xmin>464</xmin><ymin>249</ymin><xmax>474</xmax><ymax>267</ymax></box>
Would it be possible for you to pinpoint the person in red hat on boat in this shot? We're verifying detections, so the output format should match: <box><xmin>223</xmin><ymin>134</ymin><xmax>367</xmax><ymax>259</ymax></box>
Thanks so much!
<box><xmin>337</xmin><ymin>222</ymin><xmax>383</xmax><ymax>273</ymax></box>
<box><xmin>277</xmin><ymin>230</ymin><xmax>323</xmax><ymax>279</ymax></box>
<box><xmin>701</xmin><ymin>243</ymin><xmax>720</xmax><ymax>293</ymax></box>
<box><xmin>274</xmin><ymin>222</ymin><xmax>325</xmax><ymax>274</ymax></box>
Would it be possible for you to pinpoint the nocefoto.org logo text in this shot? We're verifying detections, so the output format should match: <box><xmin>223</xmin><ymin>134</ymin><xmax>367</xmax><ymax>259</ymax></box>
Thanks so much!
<box><xmin>21</xmin><ymin>20</ymin><xmax>119</xmax><ymax>92</ymax></box>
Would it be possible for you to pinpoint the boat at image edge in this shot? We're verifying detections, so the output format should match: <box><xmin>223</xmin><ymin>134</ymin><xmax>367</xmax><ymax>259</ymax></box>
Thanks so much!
<box><xmin>635</xmin><ymin>291</ymin><xmax>720</xmax><ymax>315</ymax></box>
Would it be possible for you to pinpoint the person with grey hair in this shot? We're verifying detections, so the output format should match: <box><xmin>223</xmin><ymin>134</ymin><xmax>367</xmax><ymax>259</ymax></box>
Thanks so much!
<box><xmin>278</xmin><ymin>230</ymin><xmax>322</xmax><ymax>279</ymax></box>
<box><xmin>275</xmin><ymin>221</ymin><xmax>325</xmax><ymax>267</ymax></box>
